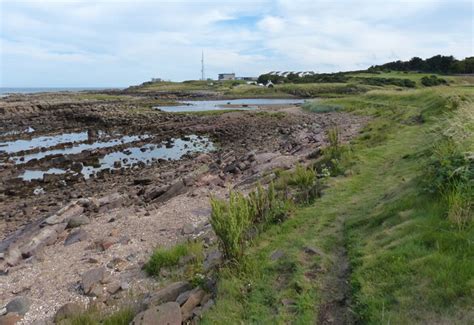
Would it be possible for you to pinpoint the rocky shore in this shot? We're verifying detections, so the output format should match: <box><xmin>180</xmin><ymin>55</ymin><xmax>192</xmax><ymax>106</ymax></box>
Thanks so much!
<box><xmin>0</xmin><ymin>90</ymin><xmax>368</xmax><ymax>323</ymax></box>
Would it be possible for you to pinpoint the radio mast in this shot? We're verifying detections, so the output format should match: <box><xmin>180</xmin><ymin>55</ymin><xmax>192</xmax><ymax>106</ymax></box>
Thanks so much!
<box><xmin>201</xmin><ymin>50</ymin><xmax>205</xmax><ymax>81</ymax></box>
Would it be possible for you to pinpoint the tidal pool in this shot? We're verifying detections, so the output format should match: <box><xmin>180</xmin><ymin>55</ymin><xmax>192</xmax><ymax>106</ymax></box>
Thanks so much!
<box><xmin>0</xmin><ymin>131</ymin><xmax>89</xmax><ymax>154</ymax></box>
<box><xmin>8</xmin><ymin>134</ymin><xmax>148</xmax><ymax>164</ymax></box>
<box><xmin>156</xmin><ymin>98</ymin><xmax>305</xmax><ymax>112</ymax></box>
<box><xmin>20</xmin><ymin>135</ymin><xmax>214</xmax><ymax>181</ymax></box>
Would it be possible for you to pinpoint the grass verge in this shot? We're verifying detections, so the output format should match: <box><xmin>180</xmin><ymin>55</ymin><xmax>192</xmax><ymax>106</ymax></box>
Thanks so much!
<box><xmin>202</xmin><ymin>86</ymin><xmax>473</xmax><ymax>324</ymax></box>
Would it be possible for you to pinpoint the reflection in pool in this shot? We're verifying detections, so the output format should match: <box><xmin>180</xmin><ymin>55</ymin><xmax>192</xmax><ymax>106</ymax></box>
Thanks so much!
<box><xmin>20</xmin><ymin>135</ymin><xmax>214</xmax><ymax>181</ymax></box>
<box><xmin>156</xmin><ymin>98</ymin><xmax>305</xmax><ymax>112</ymax></box>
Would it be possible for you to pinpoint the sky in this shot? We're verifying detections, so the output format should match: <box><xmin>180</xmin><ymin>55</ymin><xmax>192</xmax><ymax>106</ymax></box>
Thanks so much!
<box><xmin>0</xmin><ymin>0</ymin><xmax>472</xmax><ymax>87</ymax></box>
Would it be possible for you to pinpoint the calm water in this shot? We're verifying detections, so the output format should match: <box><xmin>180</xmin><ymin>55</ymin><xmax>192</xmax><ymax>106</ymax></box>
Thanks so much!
<box><xmin>157</xmin><ymin>98</ymin><xmax>305</xmax><ymax>112</ymax></box>
<box><xmin>0</xmin><ymin>131</ymin><xmax>90</xmax><ymax>154</ymax></box>
<box><xmin>0</xmin><ymin>87</ymin><xmax>120</xmax><ymax>95</ymax></box>
<box><xmin>20</xmin><ymin>135</ymin><xmax>213</xmax><ymax>180</ymax></box>
<box><xmin>6</xmin><ymin>134</ymin><xmax>148</xmax><ymax>164</ymax></box>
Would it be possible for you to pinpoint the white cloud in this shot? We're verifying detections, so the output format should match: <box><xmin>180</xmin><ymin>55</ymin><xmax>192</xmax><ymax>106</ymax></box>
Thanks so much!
<box><xmin>0</xmin><ymin>0</ymin><xmax>472</xmax><ymax>86</ymax></box>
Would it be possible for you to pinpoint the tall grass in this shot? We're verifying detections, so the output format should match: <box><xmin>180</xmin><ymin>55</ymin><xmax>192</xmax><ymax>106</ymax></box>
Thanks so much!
<box><xmin>58</xmin><ymin>307</ymin><xmax>134</xmax><ymax>325</ymax></box>
<box><xmin>210</xmin><ymin>167</ymin><xmax>322</xmax><ymax>263</ymax></box>
<box><xmin>210</xmin><ymin>192</ymin><xmax>252</xmax><ymax>261</ymax></box>
<box><xmin>247</xmin><ymin>183</ymin><xmax>288</xmax><ymax>225</ymax></box>
<box><xmin>425</xmin><ymin>96</ymin><xmax>473</xmax><ymax>229</ymax></box>
<box><xmin>145</xmin><ymin>241</ymin><xmax>203</xmax><ymax>276</ymax></box>
<box><xmin>445</xmin><ymin>182</ymin><xmax>473</xmax><ymax>230</ymax></box>
<box><xmin>287</xmin><ymin>164</ymin><xmax>321</xmax><ymax>203</ymax></box>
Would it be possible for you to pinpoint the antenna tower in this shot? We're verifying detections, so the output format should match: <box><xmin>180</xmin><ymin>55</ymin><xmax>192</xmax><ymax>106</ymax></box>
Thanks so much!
<box><xmin>201</xmin><ymin>50</ymin><xmax>205</xmax><ymax>80</ymax></box>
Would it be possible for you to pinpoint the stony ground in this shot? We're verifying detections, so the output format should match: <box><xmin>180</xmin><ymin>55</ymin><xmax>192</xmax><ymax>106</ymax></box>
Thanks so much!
<box><xmin>0</xmin><ymin>91</ymin><xmax>368</xmax><ymax>323</ymax></box>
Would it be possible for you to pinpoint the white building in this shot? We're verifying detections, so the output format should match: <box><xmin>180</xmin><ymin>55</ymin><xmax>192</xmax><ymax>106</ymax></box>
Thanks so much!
<box><xmin>218</xmin><ymin>73</ymin><xmax>236</xmax><ymax>81</ymax></box>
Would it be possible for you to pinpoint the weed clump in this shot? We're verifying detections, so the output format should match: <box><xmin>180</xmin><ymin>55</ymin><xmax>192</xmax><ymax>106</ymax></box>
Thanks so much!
<box><xmin>287</xmin><ymin>164</ymin><xmax>321</xmax><ymax>203</ymax></box>
<box><xmin>210</xmin><ymin>192</ymin><xmax>252</xmax><ymax>261</ymax></box>
<box><xmin>425</xmin><ymin>98</ymin><xmax>473</xmax><ymax>229</ymax></box>
<box><xmin>145</xmin><ymin>241</ymin><xmax>203</xmax><ymax>276</ymax></box>
<box><xmin>357</xmin><ymin>77</ymin><xmax>416</xmax><ymax>88</ymax></box>
<box><xmin>421</xmin><ymin>75</ymin><xmax>448</xmax><ymax>87</ymax></box>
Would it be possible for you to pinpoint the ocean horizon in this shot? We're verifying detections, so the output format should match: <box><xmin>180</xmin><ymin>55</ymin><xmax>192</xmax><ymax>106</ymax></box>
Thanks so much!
<box><xmin>0</xmin><ymin>87</ymin><xmax>122</xmax><ymax>95</ymax></box>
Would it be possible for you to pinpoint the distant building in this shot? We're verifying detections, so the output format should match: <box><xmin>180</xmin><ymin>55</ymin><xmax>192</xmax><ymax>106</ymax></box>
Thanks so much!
<box><xmin>267</xmin><ymin>71</ymin><xmax>316</xmax><ymax>77</ymax></box>
<box><xmin>151</xmin><ymin>78</ymin><xmax>163</xmax><ymax>82</ymax></box>
<box><xmin>236</xmin><ymin>76</ymin><xmax>258</xmax><ymax>81</ymax></box>
<box><xmin>218</xmin><ymin>73</ymin><xmax>236</xmax><ymax>81</ymax></box>
<box><xmin>265</xmin><ymin>81</ymin><xmax>275</xmax><ymax>88</ymax></box>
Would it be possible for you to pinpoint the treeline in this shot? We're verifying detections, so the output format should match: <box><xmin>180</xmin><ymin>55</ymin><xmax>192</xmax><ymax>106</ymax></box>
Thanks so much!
<box><xmin>257</xmin><ymin>72</ymin><xmax>349</xmax><ymax>84</ymax></box>
<box><xmin>369</xmin><ymin>55</ymin><xmax>474</xmax><ymax>74</ymax></box>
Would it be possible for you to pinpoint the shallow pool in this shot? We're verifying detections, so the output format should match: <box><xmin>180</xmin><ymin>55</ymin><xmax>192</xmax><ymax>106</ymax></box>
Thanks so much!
<box><xmin>156</xmin><ymin>98</ymin><xmax>305</xmax><ymax>112</ymax></box>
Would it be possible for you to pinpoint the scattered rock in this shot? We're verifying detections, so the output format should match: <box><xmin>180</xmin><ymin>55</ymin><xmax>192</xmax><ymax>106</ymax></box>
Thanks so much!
<box><xmin>54</xmin><ymin>303</ymin><xmax>83</xmax><ymax>322</ymax></box>
<box><xmin>19</xmin><ymin>223</ymin><xmax>66</xmax><ymax>258</ymax></box>
<box><xmin>64</xmin><ymin>229</ymin><xmax>88</xmax><ymax>246</ymax></box>
<box><xmin>147</xmin><ymin>281</ymin><xmax>191</xmax><ymax>306</ymax></box>
<box><xmin>181</xmin><ymin>288</ymin><xmax>206</xmax><ymax>321</ymax></box>
<box><xmin>131</xmin><ymin>302</ymin><xmax>181</xmax><ymax>325</ymax></box>
<box><xmin>145</xmin><ymin>185</ymin><xmax>169</xmax><ymax>201</ymax></box>
<box><xmin>0</xmin><ymin>312</ymin><xmax>22</xmax><ymax>325</ymax></box>
<box><xmin>5</xmin><ymin>296</ymin><xmax>31</xmax><ymax>316</ymax></box>
<box><xmin>270</xmin><ymin>250</ymin><xmax>285</xmax><ymax>261</ymax></box>
<box><xmin>203</xmin><ymin>250</ymin><xmax>222</xmax><ymax>272</ymax></box>
<box><xmin>44</xmin><ymin>203</ymin><xmax>83</xmax><ymax>226</ymax></box>
<box><xmin>106</xmin><ymin>282</ymin><xmax>122</xmax><ymax>295</ymax></box>
<box><xmin>175</xmin><ymin>290</ymin><xmax>192</xmax><ymax>306</ymax></box>
<box><xmin>182</xmin><ymin>223</ymin><xmax>195</xmax><ymax>235</ymax></box>
<box><xmin>81</xmin><ymin>267</ymin><xmax>106</xmax><ymax>296</ymax></box>
<box><xmin>66</xmin><ymin>215</ymin><xmax>90</xmax><ymax>228</ymax></box>
<box><xmin>201</xmin><ymin>298</ymin><xmax>214</xmax><ymax>313</ymax></box>
<box><xmin>153</xmin><ymin>180</ymin><xmax>187</xmax><ymax>203</ymax></box>
<box><xmin>97</xmin><ymin>237</ymin><xmax>118</xmax><ymax>251</ymax></box>
<box><xmin>303</xmin><ymin>246</ymin><xmax>323</xmax><ymax>256</ymax></box>
<box><xmin>106</xmin><ymin>257</ymin><xmax>126</xmax><ymax>270</ymax></box>
<box><xmin>4</xmin><ymin>248</ymin><xmax>21</xmax><ymax>267</ymax></box>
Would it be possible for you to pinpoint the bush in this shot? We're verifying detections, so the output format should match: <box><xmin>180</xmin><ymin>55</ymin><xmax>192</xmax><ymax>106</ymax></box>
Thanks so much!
<box><xmin>314</xmin><ymin>126</ymin><xmax>349</xmax><ymax>176</ymax></box>
<box><xmin>426</xmin><ymin>137</ymin><xmax>473</xmax><ymax>229</ymax></box>
<box><xmin>210</xmin><ymin>192</ymin><xmax>252</xmax><ymax>261</ymax></box>
<box><xmin>427</xmin><ymin>139</ymin><xmax>473</xmax><ymax>194</ymax></box>
<box><xmin>145</xmin><ymin>242</ymin><xmax>203</xmax><ymax>276</ymax></box>
<box><xmin>58</xmin><ymin>307</ymin><xmax>134</xmax><ymax>325</ymax></box>
<box><xmin>445</xmin><ymin>182</ymin><xmax>473</xmax><ymax>230</ymax></box>
<box><xmin>421</xmin><ymin>75</ymin><xmax>448</xmax><ymax>87</ymax></box>
<box><xmin>303</xmin><ymin>101</ymin><xmax>343</xmax><ymax>113</ymax></box>
<box><xmin>357</xmin><ymin>77</ymin><xmax>416</xmax><ymax>88</ymax></box>
<box><xmin>287</xmin><ymin>164</ymin><xmax>321</xmax><ymax>203</ymax></box>
<box><xmin>248</xmin><ymin>183</ymin><xmax>289</xmax><ymax>226</ymax></box>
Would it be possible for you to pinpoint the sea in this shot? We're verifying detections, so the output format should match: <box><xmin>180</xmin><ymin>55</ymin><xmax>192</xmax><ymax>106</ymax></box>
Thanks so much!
<box><xmin>0</xmin><ymin>87</ymin><xmax>121</xmax><ymax>96</ymax></box>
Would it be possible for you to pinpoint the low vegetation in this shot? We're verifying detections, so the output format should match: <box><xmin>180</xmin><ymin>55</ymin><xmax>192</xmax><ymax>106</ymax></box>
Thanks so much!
<box><xmin>368</xmin><ymin>54</ymin><xmax>474</xmax><ymax>74</ymax></box>
<box><xmin>203</xmin><ymin>79</ymin><xmax>473</xmax><ymax>323</ymax></box>
<box><xmin>421</xmin><ymin>75</ymin><xmax>448</xmax><ymax>86</ymax></box>
<box><xmin>95</xmin><ymin>72</ymin><xmax>472</xmax><ymax>324</ymax></box>
<box><xmin>355</xmin><ymin>76</ymin><xmax>416</xmax><ymax>88</ymax></box>
<box><xmin>57</xmin><ymin>307</ymin><xmax>134</xmax><ymax>325</ymax></box>
<box><xmin>145</xmin><ymin>241</ymin><xmax>204</xmax><ymax>277</ymax></box>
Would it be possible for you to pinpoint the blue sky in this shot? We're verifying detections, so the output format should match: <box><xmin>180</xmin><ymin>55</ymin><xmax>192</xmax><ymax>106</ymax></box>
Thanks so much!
<box><xmin>0</xmin><ymin>0</ymin><xmax>472</xmax><ymax>87</ymax></box>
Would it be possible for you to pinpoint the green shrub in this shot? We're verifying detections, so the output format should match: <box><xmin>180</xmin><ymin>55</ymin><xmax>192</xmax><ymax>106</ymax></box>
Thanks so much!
<box><xmin>145</xmin><ymin>242</ymin><xmax>203</xmax><ymax>276</ymax></box>
<box><xmin>426</xmin><ymin>137</ymin><xmax>473</xmax><ymax>229</ymax></box>
<box><xmin>421</xmin><ymin>75</ymin><xmax>448</xmax><ymax>87</ymax></box>
<box><xmin>357</xmin><ymin>77</ymin><xmax>416</xmax><ymax>88</ymax></box>
<box><xmin>287</xmin><ymin>164</ymin><xmax>321</xmax><ymax>203</ymax></box>
<box><xmin>445</xmin><ymin>182</ymin><xmax>473</xmax><ymax>230</ymax></box>
<box><xmin>427</xmin><ymin>139</ymin><xmax>473</xmax><ymax>194</ymax></box>
<box><xmin>58</xmin><ymin>307</ymin><xmax>134</xmax><ymax>325</ymax></box>
<box><xmin>102</xmin><ymin>308</ymin><xmax>135</xmax><ymax>325</ymax></box>
<box><xmin>302</xmin><ymin>101</ymin><xmax>343</xmax><ymax>113</ymax></box>
<box><xmin>248</xmin><ymin>183</ymin><xmax>289</xmax><ymax>226</ymax></box>
<box><xmin>210</xmin><ymin>192</ymin><xmax>252</xmax><ymax>261</ymax></box>
<box><xmin>314</xmin><ymin>126</ymin><xmax>349</xmax><ymax>176</ymax></box>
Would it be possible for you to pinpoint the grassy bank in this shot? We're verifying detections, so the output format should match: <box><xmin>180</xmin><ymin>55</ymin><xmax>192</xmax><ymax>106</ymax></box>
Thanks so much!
<box><xmin>203</xmin><ymin>85</ymin><xmax>473</xmax><ymax>323</ymax></box>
